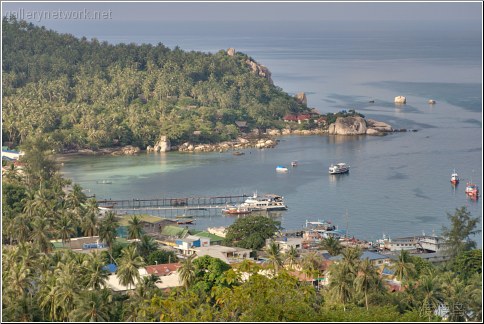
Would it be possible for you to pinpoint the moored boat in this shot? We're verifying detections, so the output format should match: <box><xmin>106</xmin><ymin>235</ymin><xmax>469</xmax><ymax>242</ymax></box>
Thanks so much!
<box><xmin>291</xmin><ymin>161</ymin><xmax>298</xmax><ymax>167</ymax></box>
<box><xmin>329</xmin><ymin>162</ymin><xmax>350</xmax><ymax>174</ymax></box>
<box><xmin>450</xmin><ymin>169</ymin><xmax>459</xmax><ymax>184</ymax></box>
<box><xmin>222</xmin><ymin>205</ymin><xmax>252</xmax><ymax>215</ymax></box>
<box><xmin>240</xmin><ymin>193</ymin><xmax>288</xmax><ymax>211</ymax></box>
<box><xmin>465</xmin><ymin>182</ymin><xmax>479</xmax><ymax>198</ymax></box>
<box><xmin>276</xmin><ymin>165</ymin><xmax>288</xmax><ymax>172</ymax></box>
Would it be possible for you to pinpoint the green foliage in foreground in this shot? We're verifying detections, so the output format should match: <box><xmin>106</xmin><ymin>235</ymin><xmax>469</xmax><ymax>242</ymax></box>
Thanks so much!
<box><xmin>2</xmin><ymin>17</ymin><xmax>307</xmax><ymax>150</ymax></box>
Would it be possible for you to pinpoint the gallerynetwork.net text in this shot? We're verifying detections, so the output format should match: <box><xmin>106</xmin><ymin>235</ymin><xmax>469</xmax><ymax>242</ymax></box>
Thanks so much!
<box><xmin>4</xmin><ymin>8</ymin><xmax>113</xmax><ymax>22</ymax></box>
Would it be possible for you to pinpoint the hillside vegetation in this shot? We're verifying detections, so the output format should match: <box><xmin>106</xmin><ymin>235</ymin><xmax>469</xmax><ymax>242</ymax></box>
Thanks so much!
<box><xmin>2</xmin><ymin>17</ymin><xmax>307</xmax><ymax>150</ymax></box>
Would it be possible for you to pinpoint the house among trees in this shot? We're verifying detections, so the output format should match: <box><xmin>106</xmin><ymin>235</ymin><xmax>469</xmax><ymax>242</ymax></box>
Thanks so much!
<box><xmin>235</xmin><ymin>121</ymin><xmax>248</xmax><ymax>132</ymax></box>
<box><xmin>283</xmin><ymin>114</ymin><xmax>311</xmax><ymax>124</ymax></box>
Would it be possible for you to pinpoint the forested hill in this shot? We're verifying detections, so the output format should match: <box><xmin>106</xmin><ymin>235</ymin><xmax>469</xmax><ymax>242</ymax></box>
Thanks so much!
<box><xmin>2</xmin><ymin>17</ymin><xmax>307</xmax><ymax>150</ymax></box>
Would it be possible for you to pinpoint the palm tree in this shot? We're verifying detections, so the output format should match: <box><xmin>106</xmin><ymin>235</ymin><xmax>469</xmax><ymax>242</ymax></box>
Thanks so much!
<box><xmin>320</xmin><ymin>236</ymin><xmax>342</xmax><ymax>256</ymax></box>
<box><xmin>81</xmin><ymin>210</ymin><xmax>98</xmax><ymax>237</ymax></box>
<box><xmin>65</xmin><ymin>184</ymin><xmax>87</xmax><ymax>209</ymax></box>
<box><xmin>300</xmin><ymin>251</ymin><xmax>323</xmax><ymax>282</ymax></box>
<box><xmin>340</xmin><ymin>247</ymin><xmax>362</xmax><ymax>277</ymax></box>
<box><xmin>82</xmin><ymin>251</ymin><xmax>110</xmax><ymax>290</ymax></box>
<box><xmin>328</xmin><ymin>262</ymin><xmax>354</xmax><ymax>312</ymax></box>
<box><xmin>354</xmin><ymin>258</ymin><xmax>381</xmax><ymax>310</ymax></box>
<box><xmin>136</xmin><ymin>235</ymin><xmax>158</xmax><ymax>261</ymax></box>
<box><xmin>98</xmin><ymin>211</ymin><xmax>118</xmax><ymax>251</ymax></box>
<box><xmin>392</xmin><ymin>250</ymin><xmax>416</xmax><ymax>282</ymax></box>
<box><xmin>29</xmin><ymin>217</ymin><xmax>53</xmax><ymax>254</ymax></box>
<box><xmin>54</xmin><ymin>211</ymin><xmax>76</xmax><ymax>247</ymax></box>
<box><xmin>38</xmin><ymin>273</ymin><xmax>61</xmax><ymax>321</ymax></box>
<box><xmin>69</xmin><ymin>290</ymin><xmax>111</xmax><ymax>322</ymax></box>
<box><xmin>116</xmin><ymin>245</ymin><xmax>145</xmax><ymax>291</ymax></box>
<box><xmin>418</xmin><ymin>274</ymin><xmax>442</xmax><ymax>321</ymax></box>
<box><xmin>127</xmin><ymin>215</ymin><xmax>144</xmax><ymax>240</ymax></box>
<box><xmin>54</xmin><ymin>261</ymin><xmax>82</xmax><ymax>321</ymax></box>
<box><xmin>178</xmin><ymin>254</ymin><xmax>197</xmax><ymax>290</ymax></box>
<box><xmin>264</xmin><ymin>240</ymin><xmax>283</xmax><ymax>276</ymax></box>
<box><xmin>284</xmin><ymin>245</ymin><xmax>299</xmax><ymax>270</ymax></box>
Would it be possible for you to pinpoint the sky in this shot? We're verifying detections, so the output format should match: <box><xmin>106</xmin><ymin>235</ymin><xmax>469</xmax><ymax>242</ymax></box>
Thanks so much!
<box><xmin>2</xmin><ymin>1</ymin><xmax>482</xmax><ymax>25</ymax></box>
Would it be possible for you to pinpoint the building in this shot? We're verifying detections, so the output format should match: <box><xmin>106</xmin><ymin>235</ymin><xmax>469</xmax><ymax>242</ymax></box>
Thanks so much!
<box><xmin>193</xmin><ymin>245</ymin><xmax>252</xmax><ymax>264</ymax></box>
<box><xmin>175</xmin><ymin>235</ymin><xmax>211</xmax><ymax>256</ymax></box>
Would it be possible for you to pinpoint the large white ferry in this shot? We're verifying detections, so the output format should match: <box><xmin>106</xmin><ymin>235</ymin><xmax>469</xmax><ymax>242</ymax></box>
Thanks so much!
<box><xmin>328</xmin><ymin>162</ymin><xmax>350</xmax><ymax>174</ymax></box>
<box><xmin>240</xmin><ymin>193</ymin><xmax>288</xmax><ymax>211</ymax></box>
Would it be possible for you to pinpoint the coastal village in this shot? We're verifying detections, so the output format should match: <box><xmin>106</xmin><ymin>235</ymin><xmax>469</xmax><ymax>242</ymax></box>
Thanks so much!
<box><xmin>2</xmin><ymin>15</ymin><xmax>481</xmax><ymax>322</ymax></box>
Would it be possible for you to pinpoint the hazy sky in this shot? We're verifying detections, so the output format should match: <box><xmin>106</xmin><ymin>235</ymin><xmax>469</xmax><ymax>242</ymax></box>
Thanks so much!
<box><xmin>2</xmin><ymin>1</ymin><xmax>482</xmax><ymax>24</ymax></box>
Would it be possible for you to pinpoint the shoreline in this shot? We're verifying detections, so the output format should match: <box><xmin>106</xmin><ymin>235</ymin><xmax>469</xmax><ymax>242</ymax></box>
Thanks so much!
<box><xmin>54</xmin><ymin>120</ymin><xmax>414</xmax><ymax>160</ymax></box>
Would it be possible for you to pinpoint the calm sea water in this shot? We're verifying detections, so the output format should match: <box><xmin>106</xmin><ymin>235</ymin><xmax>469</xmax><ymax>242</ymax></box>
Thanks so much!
<box><xmin>60</xmin><ymin>21</ymin><xmax>482</xmax><ymax>245</ymax></box>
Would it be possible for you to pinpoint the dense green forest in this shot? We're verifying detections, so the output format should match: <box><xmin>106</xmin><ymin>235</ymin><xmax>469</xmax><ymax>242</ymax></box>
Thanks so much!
<box><xmin>2</xmin><ymin>17</ymin><xmax>308</xmax><ymax>150</ymax></box>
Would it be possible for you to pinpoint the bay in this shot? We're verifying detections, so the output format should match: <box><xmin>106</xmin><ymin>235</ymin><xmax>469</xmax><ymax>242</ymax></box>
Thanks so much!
<box><xmin>60</xmin><ymin>21</ymin><xmax>482</xmax><ymax>245</ymax></box>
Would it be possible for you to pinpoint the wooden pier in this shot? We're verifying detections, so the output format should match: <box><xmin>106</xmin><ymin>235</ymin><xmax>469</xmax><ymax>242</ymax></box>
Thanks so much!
<box><xmin>97</xmin><ymin>194</ymin><xmax>251</xmax><ymax>217</ymax></box>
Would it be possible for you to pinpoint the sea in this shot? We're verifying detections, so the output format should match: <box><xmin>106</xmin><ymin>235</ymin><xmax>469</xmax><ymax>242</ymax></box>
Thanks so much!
<box><xmin>59</xmin><ymin>20</ymin><xmax>482</xmax><ymax>245</ymax></box>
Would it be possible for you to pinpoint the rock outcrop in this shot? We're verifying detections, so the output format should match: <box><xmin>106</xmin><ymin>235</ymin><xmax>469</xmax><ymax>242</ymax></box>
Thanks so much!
<box><xmin>394</xmin><ymin>96</ymin><xmax>406</xmax><ymax>104</ymax></box>
<box><xmin>112</xmin><ymin>145</ymin><xmax>140</xmax><ymax>155</ymax></box>
<box><xmin>328</xmin><ymin>116</ymin><xmax>367</xmax><ymax>135</ymax></box>
<box><xmin>245</xmin><ymin>58</ymin><xmax>273</xmax><ymax>85</ymax></box>
<box><xmin>366</xmin><ymin>119</ymin><xmax>393</xmax><ymax>133</ymax></box>
<box><xmin>294</xmin><ymin>92</ymin><xmax>307</xmax><ymax>106</ymax></box>
<box><xmin>227</xmin><ymin>48</ymin><xmax>236</xmax><ymax>56</ymax></box>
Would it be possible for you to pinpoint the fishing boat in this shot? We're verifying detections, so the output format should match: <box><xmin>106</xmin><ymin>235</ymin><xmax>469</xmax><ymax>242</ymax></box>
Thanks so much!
<box><xmin>276</xmin><ymin>165</ymin><xmax>289</xmax><ymax>172</ymax></box>
<box><xmin>233</xmin><ymin>151</ymin><xmax>245</xmax><ymax>156</ymax></box>
<box><xmin>291</xmin><ymin>161</ymin><xmax>298</xmax><ymax>167</ymax></box>
<box><xmin>329</xmin><ymin>162</ymin><xmax>350</xmax><ymax>174</ymax></box>
<box><xmin>450</xmin><ymin>169</ymin><xmax>459</xmax><ymax>184</ymax></box>
<box><xmin>465</xmin><ymin>182</ymin><xmax>479</xmax><ymax>198</ymax></box>
<box><xmin>222</xmin><ymin>205</ymin><xmax>252</xmax><ymax>215</ymax></box>
<box><xmin>240</xmin><ymin>193</ymin><xmax>288</xmax><ymax>211</ymax></box>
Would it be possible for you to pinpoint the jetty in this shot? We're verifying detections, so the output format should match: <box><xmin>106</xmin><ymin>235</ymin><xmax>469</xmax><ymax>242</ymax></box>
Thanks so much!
<box><xmin>97</xmin><ymin>194</ymin><xmax>252</xmax><ymax>217</ymax></box>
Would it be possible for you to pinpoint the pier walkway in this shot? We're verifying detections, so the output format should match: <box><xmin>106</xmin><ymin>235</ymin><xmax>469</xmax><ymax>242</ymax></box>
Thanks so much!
<box><xmin>97</xmin><ymin>194</ymin><xmax>251</xmax><ymax>217</ymax></box>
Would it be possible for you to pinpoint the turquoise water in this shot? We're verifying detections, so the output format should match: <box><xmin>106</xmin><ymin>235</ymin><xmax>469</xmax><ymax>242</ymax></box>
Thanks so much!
<box><xmin>60</xmin><ymin>21</ymin><xmax>482</xmax><ymax>244</ymax></box>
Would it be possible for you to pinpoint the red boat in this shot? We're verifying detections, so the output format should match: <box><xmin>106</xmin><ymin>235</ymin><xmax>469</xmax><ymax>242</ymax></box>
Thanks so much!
<box><xmin>465</xmin><ymin>182</ymin><xmax>479</xmax><ymax>198</ymax></box>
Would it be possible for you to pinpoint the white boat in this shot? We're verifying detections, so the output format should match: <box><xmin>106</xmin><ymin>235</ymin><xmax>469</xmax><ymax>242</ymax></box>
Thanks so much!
<box><xmin>240</xmin><ymin>193</ymin><xmax>288</xmax><ymax>211</ymax></box>
<box><xmin>329</xmin><ymin>162</ymin><xmax>350</xmax><ymax>174</ymax></box>
<box><xmin>450</xmin><ymin>169</ymin><xmax>459</xmax><ymax>185</ymax></box>
<box><xmin>276</xmin><ymin>165</ymin><xmax>288</xmax><ymax>172</ymax></box>
<box><xmin>291</xmin><ymin>161</ymin><xmax>298</xmax><ymax>167</ymax></box>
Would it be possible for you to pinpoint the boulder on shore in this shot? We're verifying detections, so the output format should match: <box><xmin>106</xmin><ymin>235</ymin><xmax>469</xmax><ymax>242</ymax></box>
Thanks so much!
<box><xmin>153</xmin><ymin>136</ymin><xmax>171</xmax><ymax>152</ymax></box>
<box><xmin>294</xmin><ymin>92</ymin><xmax>307</xmax><ymax>106</ymax></box>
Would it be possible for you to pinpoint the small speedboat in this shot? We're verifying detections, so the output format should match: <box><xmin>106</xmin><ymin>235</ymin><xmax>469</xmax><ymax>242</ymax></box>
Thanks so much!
<box><xmin>276</xmin><ymin>165</ymin><xmax>288</xmax><ymax>172</ymax></box>
<box><xmin>291</xmin><ymin>161</ymin><xmax>298</xmax><ymax>167</ymax></box>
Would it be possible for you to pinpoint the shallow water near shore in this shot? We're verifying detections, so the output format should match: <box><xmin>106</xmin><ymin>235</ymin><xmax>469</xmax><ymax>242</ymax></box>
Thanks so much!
<box><xmin>60</xmin><ymin>20</ymin><xmax>482</xmax><ymax>245</ymax></box>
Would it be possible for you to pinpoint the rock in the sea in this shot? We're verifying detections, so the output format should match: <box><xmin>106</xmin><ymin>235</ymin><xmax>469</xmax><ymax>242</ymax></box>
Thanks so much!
<box><xmin>366</xmin><ymin>119</ymin><xmax>393</xmax><ymax>132</ymax></box>
<box><xmin>328</xmin><ymin>116</ymin><xmax>367</xmax><ymax>135</ymax></box>
<box><xmin>115</xmin><ymin>145</ymin><xmax>140</xmax><ymax>155</ymax></box>
<box><xmin>294</xmin><ymin>92</ymin><xmax>307</xmax><ymax>106</ymax></box>
<box><xmin>227</xmin><ymin>48</ymin><xmax>236</xmax><ymax>56</ymax></box>
<box><xmin>366</xmin><ymin>128</ymin><xmax>384</xmax><ymax>136</ymax></box>
<box><xmin>394</xmin><ymin>96</ymin><xmax>406</xmax><ymax>104</ymax></box>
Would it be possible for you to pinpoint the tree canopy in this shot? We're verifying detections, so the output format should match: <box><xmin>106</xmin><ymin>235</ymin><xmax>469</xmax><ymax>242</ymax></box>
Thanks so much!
<box><xmin>223</xmin><ymin>215</ymin><xmax>281</xmax><ymax>250</ymax></box>
<box><xmin>2</xmin><ymin>17</ymin><xmax>308</xmax><ymax>150</ymax></box>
